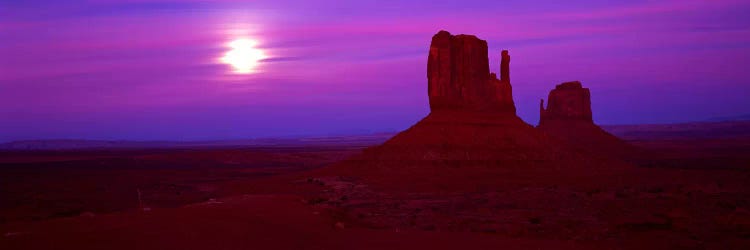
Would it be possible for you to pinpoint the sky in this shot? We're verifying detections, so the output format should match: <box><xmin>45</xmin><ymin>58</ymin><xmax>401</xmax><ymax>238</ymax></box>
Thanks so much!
<box><xmin>1</xmin><ymin>0</ymin><xmax>749</xmax><ymax>142</ymax></box>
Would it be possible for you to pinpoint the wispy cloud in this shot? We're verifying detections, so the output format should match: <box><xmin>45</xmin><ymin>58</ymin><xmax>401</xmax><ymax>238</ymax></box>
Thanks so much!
<box><xmin>1</xmin><ymin>0</ymin><xmax>749</xmax><ymax>141</ymax></box>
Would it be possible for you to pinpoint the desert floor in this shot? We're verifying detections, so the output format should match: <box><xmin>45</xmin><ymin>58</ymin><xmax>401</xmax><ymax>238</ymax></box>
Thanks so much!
<box><xmin>1</xmin><ymin>128</ymin><xmax>749</xmax><ymax>249</ymax></box>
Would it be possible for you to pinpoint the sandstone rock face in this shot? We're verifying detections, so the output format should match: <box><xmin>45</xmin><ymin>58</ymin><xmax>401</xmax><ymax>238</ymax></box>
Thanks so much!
<box><xmin>539</xmin><ymin>81</ymin><xmax>636</xmax><ymax>157</ymax></box>
<box><xmin>427</xmin><ymin>30</ymin><xmax>515</xmax><ymax>114</ymax></box>
<box><xmin>319</xmin><ymin>31</ymin><xmax>631</xmax><ymax>192</ymax></box>
<box><xmin>539</xmin><ymin>81</ymin><xmax>592</xmax><ymax>125</ymax></box>
<box><xmin>500</xmin><ymin>50</ymin><xmax>510</xmax><ymax>83</ymax></box>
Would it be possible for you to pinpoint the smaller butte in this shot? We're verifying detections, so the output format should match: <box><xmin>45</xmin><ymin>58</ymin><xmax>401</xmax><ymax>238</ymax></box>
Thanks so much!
<box><xmin>538</xmin><ymin>81</ymin><xmax>636</xmax><ymax>158</ymax></box>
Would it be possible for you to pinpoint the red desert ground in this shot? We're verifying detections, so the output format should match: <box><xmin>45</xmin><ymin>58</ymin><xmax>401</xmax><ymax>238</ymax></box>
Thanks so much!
<box><xmin>2</xmin><ymin>31</ymin><xmax>750</xmax><ymax>249</ymax></box>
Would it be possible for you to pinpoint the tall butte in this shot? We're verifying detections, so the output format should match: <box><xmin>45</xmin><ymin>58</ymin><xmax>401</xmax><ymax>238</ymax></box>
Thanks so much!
<box><xmin>538</xmin><ymin>81</ymin><xmax>636</xmax><ymax>157</ymax></box>
<box><xmin>427</xmin><ymin>30</ymin><xmax>515</xmax><ymax>114</ymax></box>
<box><xmin>317</xmin><ymin>31</ymin><xmax>630</xmax><ymax>191</ymax></box>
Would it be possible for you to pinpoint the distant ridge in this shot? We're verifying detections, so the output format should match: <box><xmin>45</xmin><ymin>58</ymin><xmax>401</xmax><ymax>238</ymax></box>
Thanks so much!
<box><xmin>0</xmin><ymin>133</ymin><xmax>394</xmax><ymax>151</ymax></box>
<box><xmin>602</xmin><ymin>120</ymin><xmax>750</xmax><ymax>140</ymax></box>
<box><xmin>6</xmin><ymin>119</ymin><xmax>748</xmax><ymax>151</ymax></box>
<box><xmin>705</xmin><ymin>113</ymin><xmax>750</xmax><ymax>122</ymax></box>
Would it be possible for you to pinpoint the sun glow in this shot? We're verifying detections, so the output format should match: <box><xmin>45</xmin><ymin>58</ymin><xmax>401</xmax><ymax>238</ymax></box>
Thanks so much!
<box><xmin>220</xmin><ymin>38</ymin><xmax>266</xmax><ymax>74</ymax></box>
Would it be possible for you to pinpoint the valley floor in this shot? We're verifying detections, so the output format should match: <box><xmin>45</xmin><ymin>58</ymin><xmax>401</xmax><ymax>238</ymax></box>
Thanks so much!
<box><xmin>1</xmin><ymin>135</ymin><xmax>749</xmax><ymax>249</ymax></box>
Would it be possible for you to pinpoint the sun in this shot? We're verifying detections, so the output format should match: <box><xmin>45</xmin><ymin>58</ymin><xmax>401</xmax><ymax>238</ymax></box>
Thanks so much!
<box><xmin>220</xmin><ymin>38</ymin><xmax>267</xmax><ymax>74</ymax></box>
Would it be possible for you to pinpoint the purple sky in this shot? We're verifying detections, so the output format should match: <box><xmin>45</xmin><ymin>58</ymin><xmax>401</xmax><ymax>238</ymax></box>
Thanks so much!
<box><xmin>1</xmin><ymin>0</ymin><xmax>749</xmax><ymax>142</ymax></box>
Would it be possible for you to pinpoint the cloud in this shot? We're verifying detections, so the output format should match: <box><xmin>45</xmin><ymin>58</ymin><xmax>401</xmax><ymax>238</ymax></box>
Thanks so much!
<box><xmin>1</xmin><ymin>0</ymin><xmax>749</xmax><ymax>140</ymax></box>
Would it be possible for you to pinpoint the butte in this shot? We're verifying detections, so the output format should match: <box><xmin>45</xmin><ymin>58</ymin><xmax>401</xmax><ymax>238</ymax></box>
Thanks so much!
<box><xmin>316</xmin><ymin>31</ymin><xmax>630</xmax><ymax>191</ymax></box>
<box><xmin>538</xmin><ymin>81</ymin><xmax>637</xmax><ymax>158</ymax></box>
